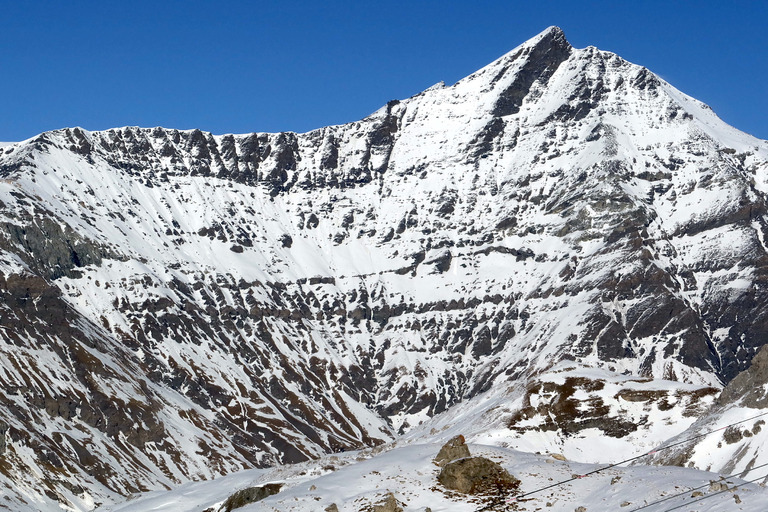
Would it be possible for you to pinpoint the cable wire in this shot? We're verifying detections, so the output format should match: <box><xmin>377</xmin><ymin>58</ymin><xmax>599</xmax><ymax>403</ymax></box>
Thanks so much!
<box><xmin>629</xmin><ymin>461</ymin><xmax>768</xmax><ymax>511</ymax></box>
<box><xmin>658</xmin><ymin>471</ymin><xmax>768</xmax><ymax>512</ymax></box>
<box><xmin>496</xmin><ymin>410</ymin><xmax>768</xmax><ymax>506</ymax></box>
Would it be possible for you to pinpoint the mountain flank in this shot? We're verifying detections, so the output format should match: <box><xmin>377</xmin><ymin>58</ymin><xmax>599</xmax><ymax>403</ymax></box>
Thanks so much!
<box><xmin>0</xmin><ymin>26</ymin><xmax>767</xmax><ymax>511</ymax></box>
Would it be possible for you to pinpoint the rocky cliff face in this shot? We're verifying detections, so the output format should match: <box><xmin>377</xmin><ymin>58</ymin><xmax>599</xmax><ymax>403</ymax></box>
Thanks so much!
<box><xmin>0</xmin><ymin>26</ymin><xmax>767</xmax><ymax>510</ymax></box>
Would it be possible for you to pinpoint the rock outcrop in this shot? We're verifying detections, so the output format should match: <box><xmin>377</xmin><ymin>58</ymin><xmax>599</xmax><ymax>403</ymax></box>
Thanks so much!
<box><xmin>433</xmin><ymin>435</ymin><xmax>471</xmax><ymax>467</ymax></box>
<box><xmin>372</xmin><ymin>492</ymin><xmax>404</xmax><ymax>512</ymax></box>
<box><xmin>643</xmin><ymin>344</ymin><xmax>768</xmax><ymax>473</ymax></box>
<box><xmin>437</xmin><ymin>456</ymin><xmax>520</xmax><ymax>495</ymax></box>
<box><xmin>0</xmin><ymin>421</ymin><xmax>6</xmax><ymax>456</ymax></box>
<box><xmin>717</xmin><ymin>344</ymin><xmax>768</xmax><ymax>409</ymax></box>
<box><xmin>220</xmin><ymin>483</ymin><xmax>283</xmax><ymax>512</ymax></box>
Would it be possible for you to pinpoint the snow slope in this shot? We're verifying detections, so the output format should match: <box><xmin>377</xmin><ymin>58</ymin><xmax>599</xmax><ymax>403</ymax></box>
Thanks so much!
<box><xmin>100</xmin><ymin>442</ymin><xmax>768</xmax><ymax>512</ymax></box>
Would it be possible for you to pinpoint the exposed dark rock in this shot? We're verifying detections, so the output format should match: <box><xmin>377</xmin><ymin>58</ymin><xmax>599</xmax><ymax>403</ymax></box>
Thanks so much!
<box><xmin>717</xmin><ymin>344</ymin><xmax>768</xmax><ymax>409</ymax></box>
<box><xmin>438</xmin><ymin>456</ymin><xmax>520</xmax><ymax>495</ymax></box>
<box><xmin>221</xmin><ymin>483</ymin><xmax>283</xmax><ymax>511</ymax></box>
<box><xmin>431</xmin><ymin>251</ymin><xmax>452</xmax><ymax>274</ymax></box>
<box><xmin>306</xmin><ymin>213</ymin><xmax>320</xmax><ymax>229</ymax></box>
<box><xmin>0</xmin><ymin>422</ymin><xmax>7</xmax><ymax>455</ymax></box>
<box><xmin>65</xmin><ymin>127</ymin><xmax>93</xmax><ymax>156</ymax></box>
<box><xmin>469</xmin><ymin>117</ymin><xmax>506</xmax><ymax>158</ymax></box>
<box><xmin>505</xmin><ymin>377</ymin><xmax>711</xmax><ymax>440</ymax></box>
<box><xmin>492</xmin><ymin>27</ymin><xmax>572</xmax><ymax>117</ymax></box>
<box><xmin>434</xmin><ymin>434</ymin><xmax>471</xmax><ymax>467</ymax></box>
<box><xmin>372</xmin><ymin>492</ymin><xmax>403</xmax><ymax>512</ymax></box>
<box><xmin>0</xmin><ymin>217</ymin><xmax>120</xmax><ymax>279</ymax></box>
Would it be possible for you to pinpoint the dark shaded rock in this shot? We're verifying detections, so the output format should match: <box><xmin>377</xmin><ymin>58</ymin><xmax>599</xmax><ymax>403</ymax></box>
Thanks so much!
<box><xmin>546</xmin><ymin>73</ymin><xmax>606</xmax><ymax>123</ymax></box>
<box><xmin>632</xmin><ymin>67</ymin><xmax>660</xmax><ymax>91</ymax></box>
<box><xmin>495</xmin><ymin>216</ymin><xmax>517</xmax><ymax>231</ymax></box>
<box><xmin>0</xmin><ymin>217</ymin><xmax>120</xmax><ymax>280</ymax></box>
<box><xmin>469</xmin><ymin>117</ymin><xmax>506</xmax><ymax>158</ymax></box>
<box><xmin>65</xmin><ymin>127</ymin><xmax>93</xmax><ymax>156</ymax></box>
<box><xmin>507</xmin><ymin>377</ymin><xmax>641</xmax><ymax>438</ymax></box>
<box><xmin>369</xmin><ymin>103</ymin><xmax>400</xmax><ymax>147</ymax></box>
<box><xmin>435</xmin><ymin>192</ymin><xmax>457</xmax><ymax>218</ymax></box>
<box><xmin>0</xmin><ymin>421</ymin><xmax>7</xmax><ymax>455</ymax></box>
<box><xmin>438</xmin><ymin>456</ymin><xmax>520</xmax><ymax>495</ymax></box>
<box><xmin>717</xmin><ymin>344</ymin><xmax>768</xmax><ymax>409</ymax></box>
<box><xmin>432</xmin><ymin>251</ymin><xmax>452</xmax><ymax>274</ymax></box>
<box><xmin>372</xmin><ymin>492</ymin><xmax>403</xmax><ymax>512</ymax></box>
<box><xmin>221</xmin><ymin>483</ymin><xmax>283</xmax><ymax>511</ymax></box>
<box><xmin>320</xmin><ymin>134</ymin><xmax>339</xmax><ymax>171</ymax></box>
<box><xmin>434</xmin><ymin>434</ymin><xmax>471</xmax><ymax>467</ymax></box>
<box><xmin>492</xmin><ymin>27</ymin><xmax>572</xmax><ymax>117</ymax></box>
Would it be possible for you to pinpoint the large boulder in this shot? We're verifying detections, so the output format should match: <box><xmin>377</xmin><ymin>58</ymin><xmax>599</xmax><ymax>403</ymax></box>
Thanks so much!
<box><xmin>438</xmin><ymin>456</ymin><xmax>520</xmax><ymax>495</ymax></box>
<box><xmin>372</xmin><ymin>492</ymin><xmax>403</xmax><ymax>512</ymax></box>
<box><xmin>220</xmin><ymin>483</ymin><xmax>282</xmax><ymax>511</ymax></box>
<box><xmin>433</xmin><ymin>434</ymin><xmax>471</xmax><ymax>467</ymax></box>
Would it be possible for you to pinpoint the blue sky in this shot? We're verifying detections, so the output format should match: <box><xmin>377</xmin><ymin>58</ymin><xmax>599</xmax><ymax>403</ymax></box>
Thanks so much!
<box><xmin>1</xmin><ymin>1</ymin><xmax>766</xmax><ymax>141</ymax></box>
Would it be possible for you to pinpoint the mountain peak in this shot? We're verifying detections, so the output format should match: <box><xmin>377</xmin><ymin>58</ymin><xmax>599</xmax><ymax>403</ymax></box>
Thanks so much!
<box><xmin>527</xmin><ymin>25</ymin><xmax>572</xmax><ymax>58</ymax></box>
<box><xmin>532</xmin><ymin>25</ymin><xmax>568</xmax><ymax>46</ymax></box>
<box><xmin>488</xmin><ymin>25</ymin><xmax>571</xmax><ymax>68</ymax></box>
<box><xmin>483</xmin><ymin>26</ymin><xmax>573</xmax><ymax>117</ymax></box>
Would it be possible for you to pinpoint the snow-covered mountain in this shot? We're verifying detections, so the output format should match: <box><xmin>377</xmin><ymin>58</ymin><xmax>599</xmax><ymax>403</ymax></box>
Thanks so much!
<box><xmin>1</xmin><ymin>26</ymin><xmax>768</xmax><ymax>511</ymax></box>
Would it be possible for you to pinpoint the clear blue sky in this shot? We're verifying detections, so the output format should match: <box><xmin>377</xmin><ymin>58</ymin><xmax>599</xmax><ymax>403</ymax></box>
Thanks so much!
<box><xmin>1</xmin><ymin>1</ymin><xmax>766</xmax><ymax>142</ymax></box>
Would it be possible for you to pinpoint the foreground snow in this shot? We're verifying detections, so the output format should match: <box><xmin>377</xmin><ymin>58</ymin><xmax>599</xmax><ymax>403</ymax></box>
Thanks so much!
<box><xmin>93</xmin><ymin>362</ymin><xmax>768</xmax><ymax>512</ymax></box>
<box><xmin>99</xmin><ymin>442</ymin><xmax>767</xmax><ymax>512</ymax></box>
